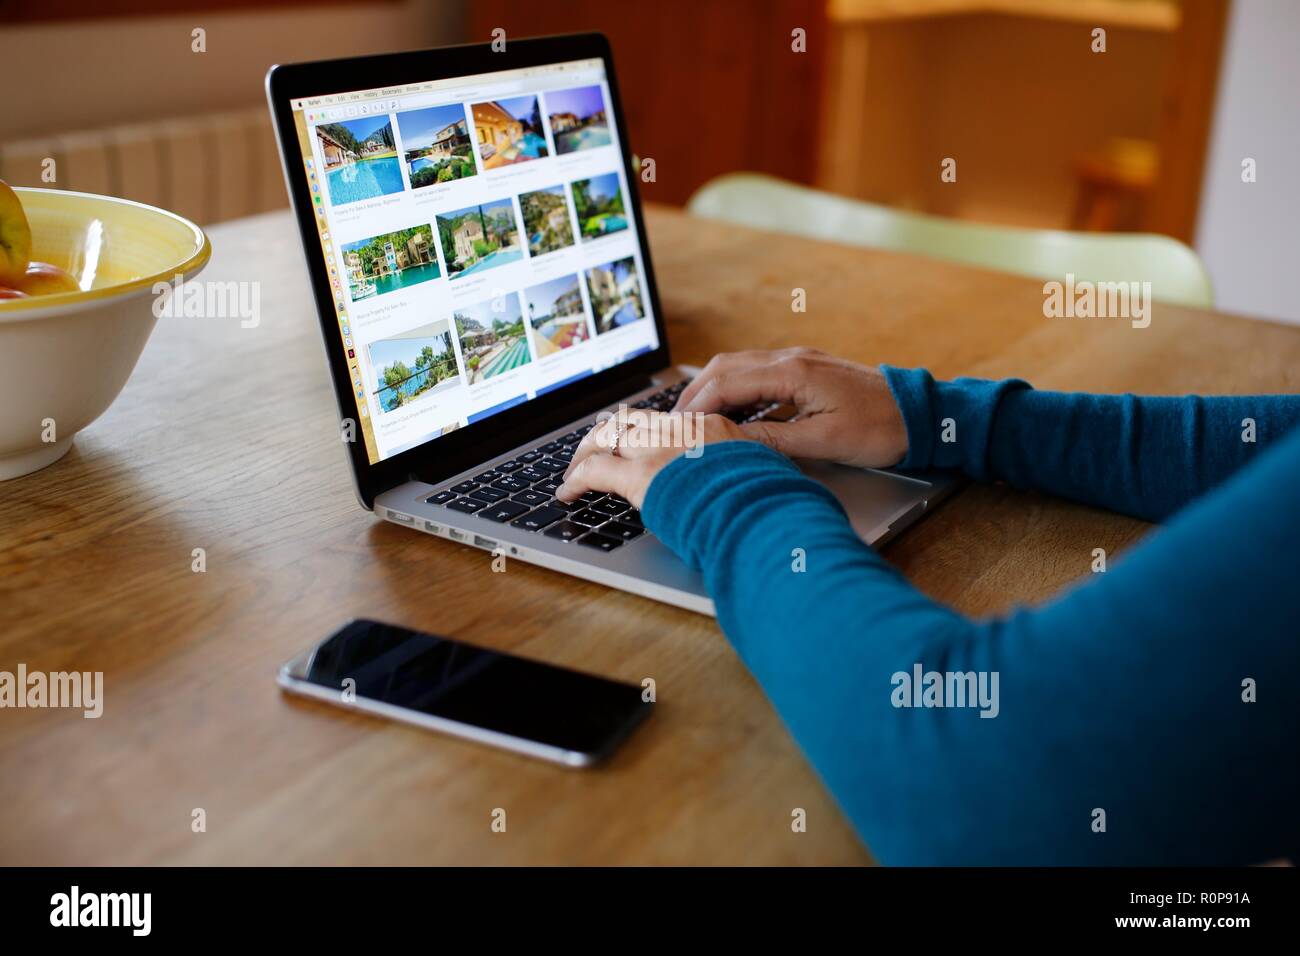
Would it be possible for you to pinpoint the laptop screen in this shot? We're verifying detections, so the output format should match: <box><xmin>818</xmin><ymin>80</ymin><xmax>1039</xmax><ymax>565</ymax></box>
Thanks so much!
<box><xmin>286</xmin><ymin>57</ymin><xmax>659</xmax><ymax>465</ymax></box>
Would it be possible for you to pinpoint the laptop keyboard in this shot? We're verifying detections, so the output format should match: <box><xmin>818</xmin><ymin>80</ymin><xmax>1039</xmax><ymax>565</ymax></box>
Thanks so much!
<box><xmin>422</xmin><ymin>378</ymin><xmax>788</xmax><ymax>553</ymax></box>
<box><xmin>425</xmin><ymin>380</ymin><xmax>690</xmax><ymax>552</ymax></box>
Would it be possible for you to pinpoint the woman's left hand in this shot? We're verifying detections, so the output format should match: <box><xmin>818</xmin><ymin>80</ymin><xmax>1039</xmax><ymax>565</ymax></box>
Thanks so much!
<box><xmin>557</xmin><ymin>410</ymin><xmax>751</xmax><ymax>509</ymax></box>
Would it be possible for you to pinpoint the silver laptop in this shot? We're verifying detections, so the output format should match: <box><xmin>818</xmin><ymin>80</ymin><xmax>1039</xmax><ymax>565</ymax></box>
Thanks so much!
<box><xmin>267</xmin><ymin>34</ymin><xmax>957</xmax><ymax>616</ymax></box>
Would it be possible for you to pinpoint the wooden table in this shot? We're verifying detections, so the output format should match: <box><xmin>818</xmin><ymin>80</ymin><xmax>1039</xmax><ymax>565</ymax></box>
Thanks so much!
<box><xmin>2</xmin><ymin>206</ymin><xmax>1298</xmax><ymax>865</ymax></box>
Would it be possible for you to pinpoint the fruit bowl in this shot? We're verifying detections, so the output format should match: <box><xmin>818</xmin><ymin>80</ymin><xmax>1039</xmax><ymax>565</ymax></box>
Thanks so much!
<box><xmin>0</xmin><ymin>187</ymin><xmax>210</xmax><ymax>479</ymax></box>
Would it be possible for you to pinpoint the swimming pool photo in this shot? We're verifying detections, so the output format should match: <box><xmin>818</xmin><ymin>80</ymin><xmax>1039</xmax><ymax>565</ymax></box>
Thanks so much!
<box><xmin>585</xmin><ymin>256</ymin><xmax>646</xmax><ymax>334</ymax></box>
<box><xmin>436</xmin><ymin>199</ymin><xmax>523</xmax><ymax>280</ymax></box>
<box><xmin>454</xmin><ymin>247</ymin><xmax>523</xmax><ymax>277</ymax></box>
<box><xmin>316</xmin><ymin>116</ymin><xmax>405</xmax><ymax>205</ymax></box>
<box><xmin>545</xmin><ymin>84</ymin><xmax>612</xmax><ymax>156</ymax></box>
<box><xmin>573</xmin><ymin>172</ymin><xmax>629</xmax><ymax>241</ymax></box>
<box><xmin>455</xmin><ymin>295</ymin><xmax>532</xmax><ymax>385</ymax></box>
<box><xmin>342</xmin><ymin>224</ymin><xmax>441</xmax><ymax>302</ymax></box>
<box><xmin>397</xmin><ymin>103</ymin><xmax>478</xmax><ymax>188</ymax></box>
<box><xmin>472</xmin><ymin>95</ymin><xmax>550</xmax><ymax>170</ymax></box>
<box><xmin>368</xmin><ymin>319</ymin><xmax>462</xmax><ymax>414</ymax></box>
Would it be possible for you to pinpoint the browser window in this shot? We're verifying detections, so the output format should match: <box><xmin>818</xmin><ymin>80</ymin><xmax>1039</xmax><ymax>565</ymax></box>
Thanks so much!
<box><xmin>289</xmin><ymin>58</ymin><xmax>659</xmax><ymax>464</ymax></box>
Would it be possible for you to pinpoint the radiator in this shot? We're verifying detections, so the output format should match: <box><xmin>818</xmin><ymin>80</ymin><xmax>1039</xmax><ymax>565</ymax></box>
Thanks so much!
<box><xmin>0</xmin><ymin>107</ymin><xmax>289</xmax><ymax>226</ymax></box>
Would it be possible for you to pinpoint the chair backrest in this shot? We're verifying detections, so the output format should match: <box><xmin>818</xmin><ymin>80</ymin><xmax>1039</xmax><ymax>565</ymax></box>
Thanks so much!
<box><xmin>687</xmin><ymin>173</ymin><xmax>1214</xmax><ymax>309</ymax></box>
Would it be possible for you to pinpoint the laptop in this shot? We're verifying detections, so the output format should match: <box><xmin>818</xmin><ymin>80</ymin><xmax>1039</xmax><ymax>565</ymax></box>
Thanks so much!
<box><xmin>266</xmin><ymin>33</ymin><xmax>958</xmax><ymax>616</ymax></box>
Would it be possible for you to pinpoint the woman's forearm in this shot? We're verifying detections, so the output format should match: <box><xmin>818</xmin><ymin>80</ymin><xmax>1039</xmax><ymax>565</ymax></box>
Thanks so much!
<box><xmin>882</xmin><ymin>366</ymin><xmax>1300</xmax><ymax>521</ymax></box>
<box><xmin>643</xmin><ymin>439</ymin><xmax>1300</xmax><ymax>864</ymax></box>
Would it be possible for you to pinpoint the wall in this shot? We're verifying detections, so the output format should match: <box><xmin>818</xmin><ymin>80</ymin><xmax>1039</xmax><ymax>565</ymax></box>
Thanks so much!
<box><xmin>1195</xmin><ymin>0</ymin><xmax>1300</xmax><ymax>325</ymax></box>
<box><xmin>465</xmin><ymin>0</ymin><xmax>828</xmax><ymax>206</ymax></box>
<box><xmin>0</xmin><ymin>2</ymin><xmax>464</xmax><ymax>139</ymax></box>
<box><xmin>819</xmin><ymin>13</ymin><xmax>1172</xmax><ymax>229</ymax></box>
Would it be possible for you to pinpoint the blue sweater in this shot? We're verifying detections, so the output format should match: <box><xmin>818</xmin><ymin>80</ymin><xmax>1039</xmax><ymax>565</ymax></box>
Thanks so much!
<box><xmin>642</xmin><ymin>368</ymin><xmax>1300</xmax><ymax>865</ymax></box>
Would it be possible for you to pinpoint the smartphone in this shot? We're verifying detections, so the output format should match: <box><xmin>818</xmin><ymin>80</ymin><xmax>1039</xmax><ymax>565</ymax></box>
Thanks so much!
<box><xmin>278</xmin><ymin>619</ymin><xmax>652</xmax><ymax>767</ymax></box>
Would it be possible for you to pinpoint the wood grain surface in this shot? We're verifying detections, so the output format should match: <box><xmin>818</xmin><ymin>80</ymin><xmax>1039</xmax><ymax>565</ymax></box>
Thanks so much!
<box><xmin>2</xmin><ymin>205</ymin><xmax>1297</xmax><ymax>865</ymax></box>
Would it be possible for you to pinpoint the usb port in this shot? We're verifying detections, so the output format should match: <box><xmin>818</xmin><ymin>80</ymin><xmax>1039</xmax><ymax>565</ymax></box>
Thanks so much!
<box><xmin>474</xmin><ymin>535</ymin><xmax>497</xmax><ymax>550</ymax></box>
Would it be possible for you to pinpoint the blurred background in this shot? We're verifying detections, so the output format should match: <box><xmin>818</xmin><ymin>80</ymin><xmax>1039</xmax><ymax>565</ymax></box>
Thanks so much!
<box><xmin>1</xmin><ymin>0</ymin><xmax>1295</xmax><ymax>323</ymax></box>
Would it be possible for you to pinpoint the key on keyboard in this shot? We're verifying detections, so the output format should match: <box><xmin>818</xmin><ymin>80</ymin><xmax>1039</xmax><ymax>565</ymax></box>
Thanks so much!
<box><xmin>481</xmin><ymin>501</ymin><xmax>530</xmax><ymax>523</ymax></box>
<box><xmin>577</xmin><ymin>532</ymin><xmax>622</xmax><ymax>552</ymax></box>
<box><xmin>446</xmin><ymin>497</ymin><xmax>485</xmax><ymax>514</ymax></box>
<box><xmin>512</xmin><ymin>506</ymin><xmax>567</xmax><ymax>531</ymax></box>
<box><xmin>544</xmin><ymin>521</ymin><xmax>586</xmax><ymax>541</ymax></box>
<box><xmin>492</xmin><ymin>476</ymin><xmax>530</xmax><ymax>493</ymax></box>
<box><xmin>605</xmin><ymin>521</ymin><xmax>644</xmax><ymax>540</ymax></box>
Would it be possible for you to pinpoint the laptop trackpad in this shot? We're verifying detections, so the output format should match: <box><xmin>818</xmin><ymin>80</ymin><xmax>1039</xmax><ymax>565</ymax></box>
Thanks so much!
<box><xmin>795</xmin><ymin>459</ymin><xmax>931</xmax><ymax>543</ymax></box>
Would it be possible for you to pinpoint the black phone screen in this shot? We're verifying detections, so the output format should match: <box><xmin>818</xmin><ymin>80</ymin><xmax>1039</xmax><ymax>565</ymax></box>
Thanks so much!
<box><xmin>297</xmin><ymin>620</ymin><xmax>651</xmax><ymax>759</ymax></box>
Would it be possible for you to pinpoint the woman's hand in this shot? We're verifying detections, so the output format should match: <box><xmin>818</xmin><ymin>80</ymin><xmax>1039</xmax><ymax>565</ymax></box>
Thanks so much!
<box><xmin>557</xmin><ymin>410</ymin><xmax>749</xmax><ymax>510</ymax></box>
<box><xmin>674</xmin><ymin>348</ymin><xmax>909</xmax><ymax>469</ymax></box>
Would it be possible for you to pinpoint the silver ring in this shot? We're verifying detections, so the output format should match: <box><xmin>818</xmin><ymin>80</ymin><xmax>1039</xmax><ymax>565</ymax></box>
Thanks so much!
<box><xmin>610</xmin><ymin>422</ymin><xmax>629</xmax><ymax>457</ymax></box>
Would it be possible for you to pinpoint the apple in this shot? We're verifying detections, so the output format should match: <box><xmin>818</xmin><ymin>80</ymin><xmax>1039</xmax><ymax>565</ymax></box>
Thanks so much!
<box><xmin>15</xmin><ymin>261</ymin><xmax>79</xmax><ymax>296</ymax></box>
<box><xmin>0</xmin><ymin>179</ymin><xmax>33</xmax><ymax>288</ymax></box>
<box><xmin>0</xmin><ymin>286</ymin><xmax>28</xmax><ymax>299</ymax></box>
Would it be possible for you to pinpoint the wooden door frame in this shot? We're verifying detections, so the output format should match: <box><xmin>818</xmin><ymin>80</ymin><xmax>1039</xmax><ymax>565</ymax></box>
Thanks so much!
<box><xmin>1144</xmin><ymin>0</ymin><xmax>1232</xmax><ymax>243</ymax></box>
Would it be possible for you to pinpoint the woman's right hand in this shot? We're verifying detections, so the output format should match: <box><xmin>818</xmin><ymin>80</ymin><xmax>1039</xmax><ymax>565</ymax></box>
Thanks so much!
<box><xmin>674</xmin><ymin>348</ymin><xmax>910</xmax><ymax>469</ymax></box>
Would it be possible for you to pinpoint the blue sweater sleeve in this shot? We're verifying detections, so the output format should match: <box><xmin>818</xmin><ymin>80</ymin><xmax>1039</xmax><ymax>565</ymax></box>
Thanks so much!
<box><xmin>642</xmin><ymin>389</ymin><xmax>1299</xmax><ymax>865</ymax></box>
<box><xmin>882</xmin><ymin>365</ymin><xmax>1300</xmax><ymax>521</ymax></box>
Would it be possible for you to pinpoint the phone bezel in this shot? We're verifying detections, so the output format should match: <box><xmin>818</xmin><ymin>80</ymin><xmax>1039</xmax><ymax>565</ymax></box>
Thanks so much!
<box><xmin>277</xmin><ymin>620</ymin><xmax>652</xmax><ymax>768</ymax></box>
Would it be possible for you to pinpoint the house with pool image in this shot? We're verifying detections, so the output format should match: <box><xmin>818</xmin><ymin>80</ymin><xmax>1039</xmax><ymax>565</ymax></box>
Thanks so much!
<box><xmin>545</xmin><ymin>85</ymin><xmax>611</xmax><ymax>155</ymax></box>
<box><xmin>471</xmin><ymin>95</ymin><xmax>549</xmax><ymax>170</ymax></box>
<box><xmin>396</xmin><ymin>103</ymin><xmax>477</xmax><ymax>188</ymax></box>
<box><xmin>520</xmin><ymin>185</ymin><xmax>575</xmax><ymax>257</ymax></box>
<box><xmin>342</xmin><ymin>224</ymin><xmax>440</xmax><ymax>301</ymax></box>
<box><xmin>572</xmin><ymin>172</ymin><xmax>628</xmax><ymax>241</ymax></box>
<box><xmin>315</xmin><ymin>115</ymin><xmax>403</xmax><ymax>205</ymax></box>
<box><xmin>436</xmin><ymin>199</ymin><xmax>523</xmax><ymax>279</ymax></box>
<box><xmin>525</xmin><ymin>273</ymin><xmax>591</xmax><ymax>358</ymax></box>
<box><xmin>585</xmin><ymin>256</ymin><xmax>645</xmax><ymax>334</ymax></box>
<box><xmin>454</xmin><ymin>294</ymin><xmax>532</xmax><ymax>385</ymax></box>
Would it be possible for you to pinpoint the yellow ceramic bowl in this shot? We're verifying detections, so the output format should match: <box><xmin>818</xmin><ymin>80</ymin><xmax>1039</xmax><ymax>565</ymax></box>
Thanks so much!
<box><xmin>0</xmin><ymin>187</ymin><xmax>210</xmax><ymax>479</ymax></box>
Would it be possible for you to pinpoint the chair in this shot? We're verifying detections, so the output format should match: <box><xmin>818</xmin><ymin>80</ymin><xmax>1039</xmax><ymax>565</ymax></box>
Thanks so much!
<box><xmin>686</xmin><ymin>173</ymin><xmax>1213</xmax><ymax>309</ymax></box>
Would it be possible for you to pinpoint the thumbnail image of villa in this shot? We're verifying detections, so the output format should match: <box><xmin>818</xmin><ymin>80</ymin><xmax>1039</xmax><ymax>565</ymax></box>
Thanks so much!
<box><xmin>342</xmin><ymin>225</ymin><xmax>440</xmax><ymax>301</ymax></box>
<box><xmin>343</xmin><ymin>223</ymin><xmax>439</xmax><ymax>299</ymax></box>
<box><xmin>368</xmin><ymin>319</ymin><xmax>462</xmax><ymax>414</ymax></box>
<box><xmin>454</xmin><ymin>295</ymin><xmax>532</xmax><ymax>385</ymax></box>
<box><xmin>525</xmin><ymin>274</ymin><xmax>590</xmax><ymax>359</ymax></box>
<box><xmin>396</xmin><ymin>103</ymin><xmax>477</xmax><ymax>188</ymax></box>
<box><xmin>520</xmin><ymin>185</ymin><xmax>574</xmax><ymax>258</ymax></box>
<box><xmin>471</xmin><ymin>95</ymin><xmax>549</xmax><ymax>170</ymax></box>
<box><xmin>317</xmin><ymin>116</ymin><xmax>403</xmax><ymax>205</ymax></box>
<box><xmin>572</xmin><ymin>172</ymin><xmax>628</xmax><ymax>241</ymax></box>
<box><xmin>546</xmin><ymin>85</ymin><xmax>611</xmax><ymax>155</ymax></box>
<box><xmin>436</xmin><ymin>199</ymin><xmax>523</xmax><ymax>280</ymax></box>
<box><xmin>586</xmin><ymin>256</ymin><xmax>645</xmax><ymax>335</ymax></box>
